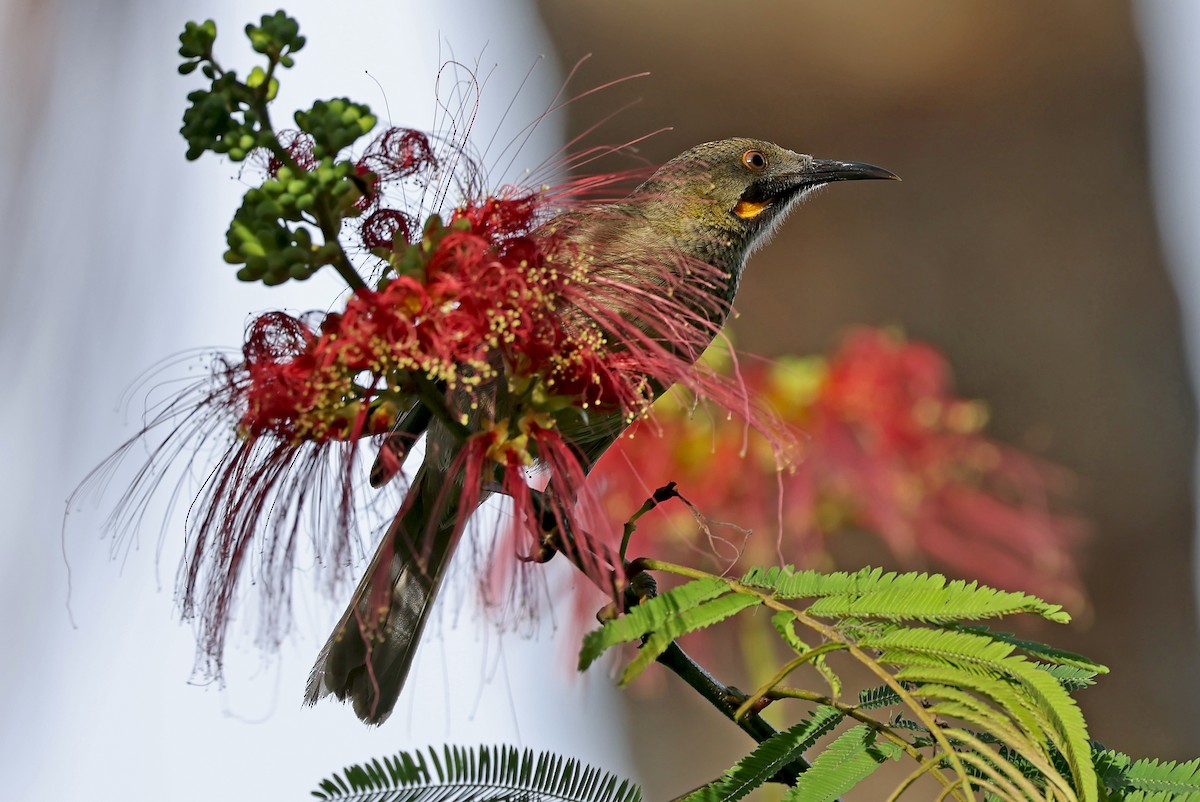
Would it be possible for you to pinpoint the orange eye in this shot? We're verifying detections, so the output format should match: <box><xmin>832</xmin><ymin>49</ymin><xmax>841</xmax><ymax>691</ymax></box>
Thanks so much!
<box><xmin>742</xmin><ymin>149</ymin><xmax>767</xmax><ymax>172</ymax></box>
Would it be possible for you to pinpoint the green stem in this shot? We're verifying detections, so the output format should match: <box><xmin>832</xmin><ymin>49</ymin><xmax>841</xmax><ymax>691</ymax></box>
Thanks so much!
<box><xmin>249</xmin><ymin>90</ymin><xmax>367</xmax><ymax>293</ymax></box>
<box><xmin>769</xmin><ymin>686</ymin><xmax>964</xmax><ymax>801</ymax></box>
<box><xmin>628</xmin><ymin>557</ymin><xmax>714</xmax><ymax>582</ymax></box>
<box><xmin>733</xmin><ymin>642</ymin><xmax>848</xmax><ymax>721</ymax></box>
<box><xmin>759</xmin><ymin>596</ymin><xmax>980</xmax><ymax>801</ymax></box>
<box><xmin>313</xmin><ymin>193</ymin><xmax>367</xmax><ymax>291</ymax></box>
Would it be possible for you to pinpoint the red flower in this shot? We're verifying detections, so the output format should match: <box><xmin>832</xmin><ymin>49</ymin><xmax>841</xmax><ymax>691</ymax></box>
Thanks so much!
<box><xmin>87</xmin><ymin>129</ymin><xmax>791</xmax><ymax>679</ymax></box>
<box><xmin>357</xmin><ymin>127</ymin><xmax>438</xmax><ymax>182</ymax></box>
<box><xmin>360</xmin><ymin>209</ymin><xmax>415</xmax><ymax>250</ymax></box>
<box><xmin>592</xmin><ymin>328</ymin><xmax>1087</xmax><ymax>609</ymax></box>
<box><xmin>264</xmin><ymin>129</ymin><xmax>318</xmax><ymax>175</ymax></box>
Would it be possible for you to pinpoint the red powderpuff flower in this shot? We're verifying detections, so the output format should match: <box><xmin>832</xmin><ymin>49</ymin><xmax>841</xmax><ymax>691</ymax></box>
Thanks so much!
<box><xmin>352</xmin><ymin>129</ymin><xmax>439</xmax><ymax>213</ymax></box>
<box><xmin>360</xmin><ymin>208</ymin><xmax>416</xmax><ymax>251</ymax></box>
<box><xmin>264</xmin><ymin>129</ymin><xmax>318</xmax><ymax>176</ymax></box>
<box><xmin>237</xmin><ymin>312</ymin><xmax>320</xmax><ymax>438</ymax></box>
<box><xmin>817</xmin><ymin>329</ymin><xmax>951</xmax><ymax>455</ymax></box>
<box><xmin>592</xmin><ymin>327</ymin><xmax>1087</xmax><ymax>610</ymax></box>
<box><xmin>74</xmin><ymin>350</ymin><xmax>378</xmax><ymax>679</ymax></box>
<box><xmin>357</xmin><ymin>127</ymin><xmax>438</xmax><ymax>183</ymax></box>
<box><xmin>82</xmin><ymin>127</ymin><xmax>793</xmax><ymax>682</ymax></box>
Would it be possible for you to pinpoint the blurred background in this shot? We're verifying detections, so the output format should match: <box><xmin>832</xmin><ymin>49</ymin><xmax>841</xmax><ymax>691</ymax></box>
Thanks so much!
<box><xmin>2</xmin><ymin>0</ymin><xmax>1199</xmax><ymax>799</ymax></box>
<box><xmin>530</xmin><ymin>1</ymin><xmax>1200</xmax><ymax>795</ymax></box>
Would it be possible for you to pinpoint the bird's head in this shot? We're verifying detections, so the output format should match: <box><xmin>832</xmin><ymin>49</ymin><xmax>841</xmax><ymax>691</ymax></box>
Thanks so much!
<box><xmin>632</xmin><ymin>137</ymin><xmax>897</xmax><ymax>274</ymax></box>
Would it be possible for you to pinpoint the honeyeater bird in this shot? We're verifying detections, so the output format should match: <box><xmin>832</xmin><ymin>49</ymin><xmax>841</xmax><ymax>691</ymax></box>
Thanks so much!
<box><xmin>304</xmin><ymin>137</ymin><xmax>896</xmax><ymax>723</ymax></box>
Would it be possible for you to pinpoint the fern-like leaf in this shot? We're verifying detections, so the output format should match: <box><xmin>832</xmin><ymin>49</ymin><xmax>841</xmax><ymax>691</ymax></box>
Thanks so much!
<box><xmin>619</xmin><ymin>593</ymin><xmax>759</xmax><ymax>684</ymax></box>
<box><xmin>1122</xmin><ymin>757</ymin><xmax>1200</xmax><ymax>800</ymax></box>
<box><xmin>311</xmin><ymin>744</ymin><xmax>641</xmax><ymax>802</ymax></box>
<box><xmin>683</xmin><ymin>706</ymin><xmax>843</xmax><ymax>802</ymax></box>
<box><xmin>1093</xmin><ymin>747</ymin><xmax>1133</xmax><ymax>793</ymax></box>
<box><xmin>1037</xmin><ymin>664</ymin><xmax>1100</xmax><ymax>693</ymax></box>
<box><xmin>865</xmin><ymin>627</ymin><xmax>1096</xmax><ymax>800</ymax></box>
<box><xmin>578</xmin><ymin>577</ymin><xmax>732</xmax><ymax>670</ymax></box>
<box><xmin>772</xmin><ymin>610</ymin><xmax>842</xmax><ymax>698</ymax></box>
<box><xmin>857</xmin><ymin>684</ymin><xmax>903</xmax><ymax>710</ymax></box>
<box><xmin>955</xmin><ymin>626</ymin><xmax>1108</xmax><ymax>674</ymax></box>
<box><xmin>782</xmin><ymin>724</ymin><xmax>901</xmax><ymax>802</ymax></box>
<box><xmin>743</xmin><ymin>566</ymin><xmax>1068</xmax><ymax>624</ymax></box>
<box><xmin>1091</xmin><ymin>748</ymin><xmax>1200</xmax><ymax>800</ymax></box>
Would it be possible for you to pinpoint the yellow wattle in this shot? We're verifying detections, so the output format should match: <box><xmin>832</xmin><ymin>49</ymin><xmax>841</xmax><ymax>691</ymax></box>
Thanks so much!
<box><xmin>734</xmin><ymin>198</ymin><xmax>771</xmax><ymax>219</ymax></box>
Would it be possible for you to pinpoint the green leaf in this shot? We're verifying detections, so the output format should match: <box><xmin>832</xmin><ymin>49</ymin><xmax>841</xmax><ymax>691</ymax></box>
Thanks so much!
<box><xmin>312</xmin><ymin>744</ymin><xmax>640</xmax><ymax>802</ymax></box>
<box><xmin>621</xmin><ymin>592</ymin><xmax>760</xmax><ymax>684</ymax></box>
<box><xmin>865</xmin><ymin>626</ymin><xmax>1019</xmax><ymax>675</ymax></box>
<box><xmin>743</xmin><ymin>566</ymin><xmax>1068</xmax><ymax>624</ymax></box>
<box><xmin>771</xmin><ymin>609</ymin><xmax>810</xmax><ymax>653</ymax></box>
<box><xmin>684</xmin><ymin>706</ymin><xmax>842</xmax><ymax>802</ymax></box>
<box><xmin>578</xmin><ymin>577</ymin><xmax>731</xmax><ymax>670</ymax></box>
<box><xmin>857</xmin><ymin>684</ymin><xmax>903</xmax><ymax>711</ymax></box>
<box><xmin>1011</xmin><ymin>654</ymin><xmax>1096</xmax><ymax>799</ymax></box>
<box><xmin>1036</xmin><ymin>663</ymin><xmax>1100</xmax><ymax>692</ymax></box>
<box><xmin>898</xmin><ymin>663</ymin><xmax>1045</xmax><ymax>751</ymax></box>
<box><xmin>866</xmin><ymin>627</ymin><xmax>1096</xmax><ymax>800</ymax></box>
<box><xmin>1093</xmin><ymin>748</ymin><xmax>1133</xmax><ymax>793</ymax></box>
<box><xmin>918</xmin><ymin>681</ymin><xmax>1029</xmax><ymax>744</ymax></box>
<box><xmin>741</xmin><ymin>565</ymin><xmax>866</xmax><ymax>598</ymax></box>
<box><xmin>772</xmin><ymin>610</ymin><xmax>842</xmax><ymax>698</ymax></box>
<box><xmin>1123</xmin><ymin>758</ymin><xmax>1200</xmax><ymax>800</ymax></box>
<box><xmin>782</xmin><ymin>725</ymin><xmax>900</xmax><ymax>802</ymax></box>
<box><xmin>956</xmin><ymin>626</ymin><xmax>1108</xmax><ymax>674</ymax></box>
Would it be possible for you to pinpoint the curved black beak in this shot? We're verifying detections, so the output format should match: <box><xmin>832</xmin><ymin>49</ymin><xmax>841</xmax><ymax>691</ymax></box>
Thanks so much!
<box><xmin>748</xmin><ymin>157</ymin><xmax>899</xmax><ymax>208</ymax></box>
<box><xmin>808</xmin><ymin>159</ymin><xmax>900</xmax><ymax>184</ymax></box>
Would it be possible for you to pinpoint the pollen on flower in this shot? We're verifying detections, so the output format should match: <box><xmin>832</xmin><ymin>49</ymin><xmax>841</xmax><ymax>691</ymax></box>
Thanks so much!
<box><xmin>92</xmin><ymin>119</ymin><xmax>802</xmax><ymax>683</ymax></box>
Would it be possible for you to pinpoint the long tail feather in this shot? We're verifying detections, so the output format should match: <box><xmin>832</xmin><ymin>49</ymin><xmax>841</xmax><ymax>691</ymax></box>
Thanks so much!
<box><xmin>305</xmin><ymin>458</ymin><xmax>465</xmax><ymax>724</ymax></box>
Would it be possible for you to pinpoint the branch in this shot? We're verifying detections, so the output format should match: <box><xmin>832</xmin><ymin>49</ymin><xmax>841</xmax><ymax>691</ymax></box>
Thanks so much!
<box><xmin>529</xmin><ymin>486</ymin><xmax>815</xmax><ymax>790</ymax></box>
<box><xmin>657</xmin><ymin>641</ymin><xmax>806</xmax><ymax>786</ymax></box>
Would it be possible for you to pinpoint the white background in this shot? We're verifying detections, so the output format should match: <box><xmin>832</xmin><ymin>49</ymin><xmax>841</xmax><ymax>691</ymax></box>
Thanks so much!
<box><xmin>0</xmin><ymin>2</ymin><xmax>632</xmax><ymax>799</ymax></box>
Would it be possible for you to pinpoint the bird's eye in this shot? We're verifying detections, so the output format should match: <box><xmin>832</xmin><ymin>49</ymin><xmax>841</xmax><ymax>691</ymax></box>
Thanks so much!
<box><xmin>742</xmin><ymin>149</ymin><xmax>767</xmax><ymax>172</ymax></box>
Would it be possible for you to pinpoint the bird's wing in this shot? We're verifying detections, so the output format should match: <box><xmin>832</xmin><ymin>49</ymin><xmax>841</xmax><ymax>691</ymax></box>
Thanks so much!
<box><xmin>369</xmin><ymin>399</ymin><xmax>434</xmax><ymax>488</ymax></box>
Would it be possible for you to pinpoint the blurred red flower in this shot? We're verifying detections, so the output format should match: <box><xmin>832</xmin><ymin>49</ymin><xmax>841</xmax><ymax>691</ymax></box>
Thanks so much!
<box><xmin>591</xmin><ymin>327</ymin><xmax>1087</xmax><ymax>609</ymax></box>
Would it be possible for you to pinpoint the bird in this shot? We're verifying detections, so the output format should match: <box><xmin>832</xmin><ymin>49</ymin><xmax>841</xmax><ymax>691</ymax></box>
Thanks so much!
<box><xmin>304</xmin><ymin>137</ymin><xmax>897</xmax><ymax>723</ymax></box>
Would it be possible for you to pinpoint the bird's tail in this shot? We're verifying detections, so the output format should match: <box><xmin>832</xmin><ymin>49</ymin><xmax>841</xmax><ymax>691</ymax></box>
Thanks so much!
<box><xmin>304</xmin><ymin>460</ymin><xmax>467</xmax><ymax>723</ymax></box>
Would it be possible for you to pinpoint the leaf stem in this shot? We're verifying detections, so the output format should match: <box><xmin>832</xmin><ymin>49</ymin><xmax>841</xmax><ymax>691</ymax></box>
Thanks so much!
<box><xmin>314</xmin><ymin>193</ymin><xmax>367</xmax><ymax>291</ymax></box>
<box><xmin>769</xmin><ymin>686</ymin><xmax>962</xmax><ymax>800</ymax></box>
<box><xmin>749</xmin><ymin>591</ymin><xmax>981</xmax><ymax>801</ymax></box>
<box><xmin>654</xmin><ymin>641</ymin><xmax>807</xmax><ymax>786</ymax></box>
<box><xmin>733</xmin><ymin>642</ymin><xmax>848</xmax><ymax>721</ymax></box>
<box><xmin>617</xmin><ymin>482</ymin><xmax>680</xmax><ymax>562</ymax></box>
